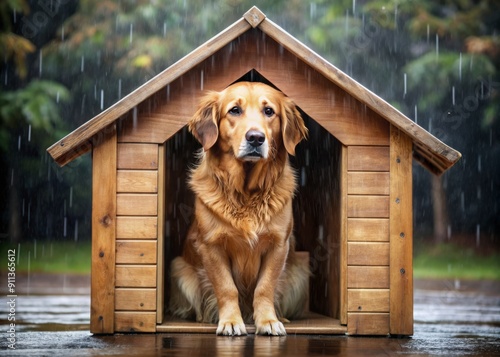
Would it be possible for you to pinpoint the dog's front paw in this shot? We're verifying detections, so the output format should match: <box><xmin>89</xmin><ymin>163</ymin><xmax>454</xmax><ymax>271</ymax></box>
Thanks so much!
<box><xmin>216</xmin><ymin>319</ymin><xmax>247</xmax><ymax>336</ymax></box>
<box><xmin>255</xmin><ymin>319</ymin><xmax>287</xmax><ymax>336</ymax></box>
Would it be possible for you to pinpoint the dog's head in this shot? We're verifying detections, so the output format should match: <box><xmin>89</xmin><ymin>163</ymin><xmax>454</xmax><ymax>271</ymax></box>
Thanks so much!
<box><xmin>188</xmin><ymin>82</ymin><xmax>307</xmax><ymax>161</ymax></box>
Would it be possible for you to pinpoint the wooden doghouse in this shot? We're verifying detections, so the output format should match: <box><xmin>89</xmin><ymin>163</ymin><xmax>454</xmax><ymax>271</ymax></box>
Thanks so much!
<box><xmin>48</xmin><ymin>7</ymin><xmax>460</xmax><ymax>336</ymax></box>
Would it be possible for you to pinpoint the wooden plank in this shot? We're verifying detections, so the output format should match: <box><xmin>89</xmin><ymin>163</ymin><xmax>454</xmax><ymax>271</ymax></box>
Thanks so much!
<box><xmin>348</xmin><ymin>172</ymin><xmax>390</xmax><ymax>195</ymax></box>
<box><xmin>117</xmin><ymin>170</ymin><xmax>158</xmax><ymax>193</ymax></box>
<box><xmin>347</xmin><ymin>146</ymin><xmax>390</xmax><ymax>172</ymax></box>
<box><xmin>347</xmin><ymin>242</ymin><xmax>389</xmax><ymax>266</ymax></box>
<box><xmin>115</xmin><ymin>265</ymin><xmax>157</xmax><ymax>288</ymax></box>
<box><xmin>347</xmin><ymin>195</ymin><xmax>389</xmax><ymax>218</ymax></box>
<box><xmin>157</xmin><ymin>312</ymin><xmax>347</xmax><ymax>335</ymax></box>
<box><xmin>389</xmin><ymin>125</ymin><xmax>414</xmax><ymax>336</ymax></box>
<box><xmin>157</xmin><ymin>143</ymin><xmax>166</xmax><ymax>324</ymax></box>
<box><xmin>115</xmin><ymin>311</ymin><xmax>156</xmax><ymax>333</ymax></box>
<box><xmin>340</xmin><ymin>145</ymin><xmax>348</xmax><ymax>325</ymax></box>
<box><xmin>348</xmin><ymin>218</ymin><xmax>389</xmax><ymax>242</ymax></box>
<box><xmin>115</xmin><ymin>288</ymin><xmax>157</xmax><ymax>311</ymax></box>
<box><xmin>347</xmin><ymin>289</ymin><xmax>390</xmax><ymax>312</ymax></box>
<box><xmin>347</xmin><ymin>313</ymin><xmax>389</xmax><ymax>335</ymax></box>
<box><xmin>90</xmin><ymin>126</ymin><xmax>116</xmax><ymax>334</ymax></box>
<box><xmin>347</xmin><ymin>266</ymin><xmax>389</xmax><ymax>289</ymax></box>
<box><xmin>116</xmin><ymin>216</ymin><xmax>157</xmax><ymax>239</ymax></box>
<box><xmin>117</xmin><ymin>194</ymin><xmax>158</xmax><ymax>216</ymax></box>
<box><xmin>117</xmin><ymin>143</ymin><xmax>158</xmax><ymax>169</ymax></box>
<box><xmin>116</xmin><ymin>240</ymin><xmax>157</xmax><ymax>264</ymax></box>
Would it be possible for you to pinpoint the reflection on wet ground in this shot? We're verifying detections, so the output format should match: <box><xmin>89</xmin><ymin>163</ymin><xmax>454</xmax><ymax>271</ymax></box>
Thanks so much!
<box><xmin>1</xmin><ymin>280</ymin><xmax>499</xmax><ymax>356</ymax></box>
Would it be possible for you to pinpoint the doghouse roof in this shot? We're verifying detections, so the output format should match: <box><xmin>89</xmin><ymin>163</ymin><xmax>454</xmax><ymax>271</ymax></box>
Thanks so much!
<box><xmin>48</xmin><ymin>6</ymin><xmax>460</xmax><ymax>175</ymax></box>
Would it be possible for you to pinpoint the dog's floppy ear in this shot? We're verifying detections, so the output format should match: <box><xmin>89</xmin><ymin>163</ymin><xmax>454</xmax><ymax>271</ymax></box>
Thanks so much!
<box><xmin>281</xmin><ymin>97</ymin><xmax>308</xmax><ymax>156</ymax></box>
<box><xmin>188</xmin><ymin>91</ymin><xmax>220</xmax><ymax>151</ymax></box>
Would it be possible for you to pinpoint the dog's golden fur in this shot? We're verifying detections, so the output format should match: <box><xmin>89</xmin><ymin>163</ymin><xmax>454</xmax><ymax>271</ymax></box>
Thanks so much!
<box><xmin>169</xmin><ymin>82</ymin><xmax>309</xmax><ymax>336</ymax></box>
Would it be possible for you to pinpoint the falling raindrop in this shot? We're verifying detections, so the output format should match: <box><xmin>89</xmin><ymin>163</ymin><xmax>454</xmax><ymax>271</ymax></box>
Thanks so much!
<box><xmin>200</xmin><ymin>70</ymin><xmax>204</xmax><ymax>91</ymax></box>
<box><xmin>64</xmin><ymin>216</ymin><xmax>67</xmax><ymax>237</ymax></box>
<box><xmin>74</xmin><ymin>220</ymin><xmax>79</xmax><ymax>242</ymax></box>
<box><xmin>28</xmin><ymin>125</ymin><xmax>31</xmax><ymax>142</ymax></box>
<box><xmin>426</xmin><ymin>24</ymin><xmax>430</xmax><ymax>44</ymax></box>
<box><xmin>352</xmin><ymin>0</ymin><xmax>356</xmax><ymax>14</ymax></box>
<box><xmin>39</xmin><ymin>50</ymin><xmax>43</xmax><ymax>77</ymax></box>
<box><xmin>129</xmin><ymin>23</ymin><xmax>134</xmax><ymax>44</ymax></box>
<box><xmin>56</xmin><ymin>91</ymin><xmax>60</xmax><ymax>103</ymax></box>
<box><xmin>118</xmin><ymin>79</ymin><xmax>122</xmax><ymax>99</ymax></box>
<box><xmin>100</xmin><ymin>89</ymin><xmax>104</xmax><ymax>110</ymax></box>
<box><xmin>452</xmin><ymin>86</ymin><xmax>455</xmax><ymax>105</ymax></box>
<box><xmin>81</xmin><ymin>56</ymin><xmax>85</xmax><ymax>72</ymax></box>
<box><xmin>459</xmin><ymin>53</ymin><xmax>462</xmax><ymax>81</ymax></box>
<box><xmin>435</xmin><ymin>34</ymin><xmax>439</xmax><ymax>59</ymax></box>
<box><xmin>163</xmin><ymin>22</ymin><xmax>167</xmax><ymax>37</ymax></box>
<box><xmin>61</xmin><ymin>25</ymin><xmax>65</xmax><ymax>41</ymax></box>
<box><xmin>447</xmin><ymin>225</ymin><xmax>452</xmax><ymax>240</ymax></box>
<box><xmin>477</xmin><ymin>155</ymin><xmax>482</xmax><ymax>172</ymax></box>
<box><xmin>300</xmin><ymin>167</ymin><xmax>307</xmax><ymax>187</ymax></box>
<box><xmin>133</xmin><ymin>106</ymin><xmax>138</xmax><ymax>128</ymax></box>
<box><xmin>318</xmin><ymin>225</ymin><xmax>324</xmax><ymax>241</ymax></box>
<box><xmin>476</xmin><ymin>224</ymin><xmax>480</xmax><ymax>247</ymax></box>
<box><xmin>69</xmin><ymin>186</ymin><xmax>73</xmax><ymax>208</ymax></box>
<box><xmin>403</xmin><ymin>73</ymin><xmax>407</xmax><ymax>98</ymax></box>
<box><xmin>310</xmin><ymin>3</ymin><xmax>317</xmax><ymax>19</ymax></box>
<box><xmin>27</xmin><ymin>251</ymin><xmax>31</xmax><ymax>295</ymax></box>
<box><xmin>18</xmin><ymin>135</ymin><xmax>21</xmax><ymax>151</ymax></box>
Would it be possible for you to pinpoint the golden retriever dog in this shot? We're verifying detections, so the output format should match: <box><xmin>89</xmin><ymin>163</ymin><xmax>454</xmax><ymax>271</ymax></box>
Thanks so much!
<box><xmin>169</xmin><ymin>82</ymin><xmax>309</xmax><ymax>336</ymax></box>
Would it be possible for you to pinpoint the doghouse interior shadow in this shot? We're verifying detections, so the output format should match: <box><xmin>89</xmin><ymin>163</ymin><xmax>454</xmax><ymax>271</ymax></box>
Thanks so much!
<box><xmin>163</xmin><ymin>74</ymin><xmax>342</xmax><ymax>322</ymax></box>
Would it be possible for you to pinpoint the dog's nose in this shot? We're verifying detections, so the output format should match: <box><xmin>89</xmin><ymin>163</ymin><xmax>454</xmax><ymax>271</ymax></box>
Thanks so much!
<box><xmin>246</xmin><ymin>130</ymin><xmax>265</xmax><ymax>147</ymax></box>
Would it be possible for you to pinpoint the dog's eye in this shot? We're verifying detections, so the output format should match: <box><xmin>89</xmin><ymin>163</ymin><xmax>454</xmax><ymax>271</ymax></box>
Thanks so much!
<box><xmin>264</xmin><ymin>107</ymin><xmax>275</xmax><ymax>117</ymax></box>
<box><xmin>229</xmin><ymin>106</ymin><xmax>242</xmax><ymax>115</ymax></box>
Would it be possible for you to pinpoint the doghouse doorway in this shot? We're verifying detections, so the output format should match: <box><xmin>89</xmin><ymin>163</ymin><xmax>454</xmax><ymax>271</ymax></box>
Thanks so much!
<box><xmin>158</xmin><ymin>73</ymin><xmax>345</xmax><ymax>334</ymax></box>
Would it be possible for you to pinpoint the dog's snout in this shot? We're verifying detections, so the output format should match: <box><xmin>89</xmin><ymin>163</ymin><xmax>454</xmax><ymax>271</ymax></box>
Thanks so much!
<box><xmin>246</xmin><ymin>130</ymin><xmax>265</xmax><ymax>147</ymax></box>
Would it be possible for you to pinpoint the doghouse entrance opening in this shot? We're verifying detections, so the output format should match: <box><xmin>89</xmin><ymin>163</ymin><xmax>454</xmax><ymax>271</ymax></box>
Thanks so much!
<box><xmin>158</xmin><ymin>76</ymin><xmax>345</xmax><ymax>334</ymax></box>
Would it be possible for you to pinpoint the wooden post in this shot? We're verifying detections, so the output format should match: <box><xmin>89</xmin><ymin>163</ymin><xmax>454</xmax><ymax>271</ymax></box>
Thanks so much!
<box><xmin>389</xmin><ymin>125</ymin><xmax>413</xmax><ymax>336</ymax></box>
<box><xmin>340</xmin><ymin>145</ymin><xmax>348</xmax><ymax>325</ymax></box>
<box><xmin>156</xmin><ymin>143</ymin><xmax>166</xmax><ymax>324</ymax></box>
<box><xmin>91</xmin><ymin>126</ymin><xmax>117</xmax><ymax>334</ymax></box>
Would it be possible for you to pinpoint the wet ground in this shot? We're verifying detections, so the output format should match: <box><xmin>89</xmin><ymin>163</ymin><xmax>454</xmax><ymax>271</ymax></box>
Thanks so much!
<box><xmin>1</xmin><ymin>276</ymin><xmax>499</xmax><ymax>356</ymax></box>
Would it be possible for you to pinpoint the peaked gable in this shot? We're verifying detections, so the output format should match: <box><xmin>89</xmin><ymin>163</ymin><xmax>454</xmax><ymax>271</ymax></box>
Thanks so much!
<box><xmin>48</xmin><ymin>6</ymin><xmax>460</xmax><ymax>174</ymax></box>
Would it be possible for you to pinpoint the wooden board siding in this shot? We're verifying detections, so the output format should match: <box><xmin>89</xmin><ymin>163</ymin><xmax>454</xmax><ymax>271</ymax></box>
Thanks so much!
<box><xmin>114</xmin><ymin>142</ymin><xmax>160</xmax><ymax>333</ymax></box>
<box><xmin>346</xmin><ymin>144</ymin><xmax>390</xmax><ymax>335</ymax></box>
<box><xmin>389</xmin><ymin>126</ymin><xmax>414</xmax><ymax>336</ymax></box>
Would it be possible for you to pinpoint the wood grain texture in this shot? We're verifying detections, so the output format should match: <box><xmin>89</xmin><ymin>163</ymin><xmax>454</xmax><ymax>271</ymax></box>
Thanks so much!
<box><xmin>157</xmin><ymin>312</ymin><xmax>347</xmax><ymax>335</ymax></box>
<box><xmin>348</xmin><ymin>172</ymin><xmax>390</xmax><ymax>195</ymax></box>
<box><xmin>115</xmin><ymin>266</ymin><xmax>157</xmax><ymax>288</ymax></box>
<box><xmin>117</xmin><ymin>143</ymin><xmax>158</xmax><ymax>169</ymax></box>
<box><xmin>340</xmin><ymin>145</ymin><xmax>348</xmax><ymax>325</ymax></box>
<box><xmin>117</xmin><ymin>194</ymin><xmax>158</xmax><ymax>216</ymax></box>
<box><xmin>347</xmin><ymin>266</ymin><xmax>389</xmax><ymax>289</ymax></box>
<box><xmin>115</xmin><ymin>288</ymin><xmax>157</xmax><ymax>311</ymax></box>
<box><xmin>90</xmin><ymin>126</ymin><xmax>117</xmax><ymax>334</ymax></box>
<box><xmin>347</xmin><ymin>289</ymin><xmax>390</xmax><ymax>312</ymax></box>
<box><xmin>116</xmin><ymin>240</ymin><xmax>157</xmax><ymax>264</ymax></box>
<box><xmin>347</xmin><ymin>195</ymin><xmax>390</xmax><ymax>218</ymax></box>
<box><xmin>347</xmin><ymin>218</ymin><xmax>389</xmax><ymax>242</ymax></box>
<box><xmin>347</xmin><ymin>146</ymin><xmax>390</xmax><ymax>172</ymax></box>
<box><xmin>156</xmin><ymin>143</ymin><xmax>166</xmax><ymax>324</ymax></box>
<box><xmin>389</xmin><ymin>125</ymin><xmax>414</xmax><ymax>336</ymax></box>
<box><xmin>117</xmin><ymin>170</ymin><xmax>158</xmax><ymax>193</ymax></box>
<box><xmin>116</xmin><ymin>216</ymin><xmax>158</xmax><ymax>239</ymax></box>
<box><xmin>347</xmin><ymin>242</ymin><xmax>389</xmax><ymax>266</ymax></box>
<box><xmin>115</xmin><ymin>311</ymin><xmax>156</xmax><ymax>333</ymax></box>
<box><xmin>347</xmin><ymin>313</ymin><xmax>389</xmax><ymax>335</ymax></box>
